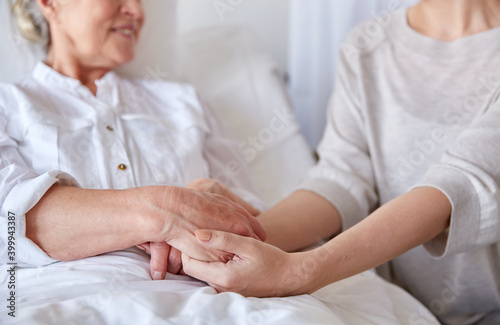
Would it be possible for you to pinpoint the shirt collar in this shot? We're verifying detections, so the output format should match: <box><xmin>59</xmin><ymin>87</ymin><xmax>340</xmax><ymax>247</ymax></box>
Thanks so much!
<box><xmin>32</xmin><ymin>61</ymin><xmax>82</xmax><ymax>89</ymax></box>
<box><xmin>32</xmin><ymin>61</ymin><xmax>120</xmax><ymax>106</ymax></box>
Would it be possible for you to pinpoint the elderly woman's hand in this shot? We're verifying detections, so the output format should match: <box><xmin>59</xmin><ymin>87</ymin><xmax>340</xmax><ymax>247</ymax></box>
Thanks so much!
<box><xmin>26</xmin><ymin>184</ymin><xmax>266</xmax><ymax>281</ymax></box>
<box><xmin>143</xmin><ymin>186</ymin><xmax>266</xmax><ymax>280</ymax></box>
<box><xmin>143</xmin><ymin>180</ymin><xmax>263</xmax><ymax>279</ymax></box>
<box><xmin>186</xmin><ymin>178</ymin><xmax>261</xmax><ymax>216</ymax></box>
<box><xmin>136</xmin><ymin>242</ymin><xmax>184</xmax><ymax>277</ymax></box>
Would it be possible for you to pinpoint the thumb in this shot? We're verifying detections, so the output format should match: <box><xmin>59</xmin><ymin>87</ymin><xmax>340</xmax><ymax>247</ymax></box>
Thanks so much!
<box><xmin>149</xmin><ymin>241</ymin><xmax>170</xmax><ymax>280</ymax></box>
<box><xmin>195</xmin><ymin>229</ymin><xmax>255</xmax><ymax>257</ymax></box>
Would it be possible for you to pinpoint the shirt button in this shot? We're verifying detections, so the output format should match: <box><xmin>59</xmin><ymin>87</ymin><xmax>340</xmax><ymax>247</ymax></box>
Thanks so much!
<box><xmin>118</xmin><ymin>164</ymin><xmax>127</xmax><ymax>170</ymax></box>
<box><xmin>106</xmin><ymin>125</ymin><xmax>114</xmax><ymax>131</ymax></box>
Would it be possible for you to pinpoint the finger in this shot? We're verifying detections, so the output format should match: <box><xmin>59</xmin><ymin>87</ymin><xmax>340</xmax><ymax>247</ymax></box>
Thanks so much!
<box><xmin>222</xmin><ymin>188</ymin><xmax>261</xmax><ymax>216</ymax></box>
<box><xmin>167</xmin><ymin>247</ymin><xmax>183</xmax><ymax>274</ymax></box>
<box><xmin>182</xmin><ymin>253</ymin><xmax>227</xmax><ymax>285</ymax></box>
<box><xmin>149</xmin><ymin>241</ymin><xmax>170</xmax><ymax>280</ymax></box>
<box><xmin>195</xmin><ymin>229</ymin><xmax>257</xmax><ymax>256</ymax></box>
<box><xmin>185</xmin><ymin>178</ymin><xmax>208</xmax><ymax>190</ymax></box>
<box><xmin>168</xmin><ymin>230</ymin><xmax>226</xmax><ymax>263</ymax></box>
<box><xmin>137</xmin><ymin>242</ymin><xmax>151</xmax><ymax>255</ymax></box>
<box><xmin>211</xmin><ymin>194</ymin><xmax>266</xmax><ymax>242</ymax></box>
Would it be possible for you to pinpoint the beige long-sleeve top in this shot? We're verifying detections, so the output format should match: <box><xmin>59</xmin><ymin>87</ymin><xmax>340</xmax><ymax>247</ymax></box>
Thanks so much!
<box><xmin>299</xmin><ymin>8</ymin><xmax>500</xmax><ymax>325</ymax></box>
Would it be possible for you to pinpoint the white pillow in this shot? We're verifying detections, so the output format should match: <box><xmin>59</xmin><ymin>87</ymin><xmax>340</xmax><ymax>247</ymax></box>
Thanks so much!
<box><xmin>179</xmin><ymin>25</ymin><xmax>315</xmax><ymax>206</ymax></box>
<box><xmin>0</xmin><ymin>0</ymin><xmax>178</xmax><ymax>82</ymax></box>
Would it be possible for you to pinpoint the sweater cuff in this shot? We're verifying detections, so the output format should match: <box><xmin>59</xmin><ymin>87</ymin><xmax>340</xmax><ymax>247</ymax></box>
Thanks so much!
<box><xmin>411</xmin><ymin>165</ymin><xmax>482</xmax><ymax>258</ymax></box>
<box><xmin>298</xmin><ymin>178</ymin><xmax>364</xmax><ymax>231</ymax></box>
<box><xmin>1</xmin><ymin>171</ymin><xmax>80</xmax><ymax>267</ymax></box>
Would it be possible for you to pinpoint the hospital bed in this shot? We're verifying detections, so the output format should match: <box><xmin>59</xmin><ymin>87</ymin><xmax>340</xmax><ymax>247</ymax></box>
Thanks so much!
<box><xmin>0</xmin><ymin>1</ymin><xmax>440</xmax><ymax>324</ymax></box>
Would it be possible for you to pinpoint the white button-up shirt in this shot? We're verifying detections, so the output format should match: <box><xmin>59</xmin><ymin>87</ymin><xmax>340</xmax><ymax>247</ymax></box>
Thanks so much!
<box><xmin>0</xmin><ymin>62</ymin><xmax>264</xmax><ymax>267</ymax></box>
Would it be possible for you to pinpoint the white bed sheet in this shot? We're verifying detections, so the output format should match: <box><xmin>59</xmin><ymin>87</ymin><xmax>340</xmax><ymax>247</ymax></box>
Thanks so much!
<box><xmin>1</xmin><ymin>248</ymin><xmax>439</xmax><ymax>325</ymax></box>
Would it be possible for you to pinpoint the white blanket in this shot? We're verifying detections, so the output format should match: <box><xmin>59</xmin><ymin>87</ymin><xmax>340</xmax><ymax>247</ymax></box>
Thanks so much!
<box><xmin>1</xmin><ymin>248</ymin><xmax>439</xmax><ymax>325</ymax></box>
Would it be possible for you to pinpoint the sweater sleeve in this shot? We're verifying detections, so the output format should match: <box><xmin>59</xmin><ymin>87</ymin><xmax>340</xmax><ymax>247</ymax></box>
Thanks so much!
<box><xmin>298</xmin><ymin>46</ymin><xmax>379</xmax><ymax>231</ymax></box>
<box><xmin>0</xmin><ymin>103</ymin><xmax>80</xmax><ymax>267</ymax></box>
<box><xmin>412</xmin><ymin>93</ymin><xmax>500</xmax><ymax>258</ymax></box>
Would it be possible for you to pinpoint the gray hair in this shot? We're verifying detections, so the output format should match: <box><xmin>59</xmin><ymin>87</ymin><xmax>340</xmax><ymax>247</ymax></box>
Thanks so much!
<box><xmin>12</xmin><ymin>0</ymin><xmax>50</xmax><ymax>46</ymax></box>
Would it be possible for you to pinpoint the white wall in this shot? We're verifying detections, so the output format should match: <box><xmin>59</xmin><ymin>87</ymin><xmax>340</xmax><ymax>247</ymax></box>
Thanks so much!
<box><xmin>177</xmin><ymin>0</ymin><xmax>290</xmax><ymax>72</ymax></box>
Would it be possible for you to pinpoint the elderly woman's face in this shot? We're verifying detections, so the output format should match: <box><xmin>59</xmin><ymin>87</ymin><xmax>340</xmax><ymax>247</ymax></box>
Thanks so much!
<box><xmin>52</xmin><ymin>0</ymin><xmax>144</xmax><ymax>68</ymax></box>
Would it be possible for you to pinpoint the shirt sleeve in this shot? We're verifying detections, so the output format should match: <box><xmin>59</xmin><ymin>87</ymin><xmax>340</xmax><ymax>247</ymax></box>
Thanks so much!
<box><xmin>297</xmin><ymin>46</ymin><xmax>379</xmax><ymax>231</ymax></box>
<box><xmin>0</xmin><ymin>104</ymin><xmax>80</xmax><ymax>267</ymax></box>
<box><xmin>412</xmin><ymin>93</ymin><xmax>500</xmax><ymax>258</ymax></box>
<box><xmin>197</xmin><ymin>95</ymin><xmax>268</xmax><ymax>212</ymax></box>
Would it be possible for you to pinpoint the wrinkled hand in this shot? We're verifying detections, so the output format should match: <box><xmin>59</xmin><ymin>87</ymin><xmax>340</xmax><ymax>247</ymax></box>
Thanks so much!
<box><xmin>186</xmin><ymin>178</ymin><xmax>261</xmax><ymax>216</ymax></box>
<box><xmin>146</xmin><ymin>186</ymin><xmax>266</xmax><ymax>281</ymax></box>
<box><xmin>182</xmin><ymin>229</ymin><xmax>311</xmax><ymax>297</ymax></box>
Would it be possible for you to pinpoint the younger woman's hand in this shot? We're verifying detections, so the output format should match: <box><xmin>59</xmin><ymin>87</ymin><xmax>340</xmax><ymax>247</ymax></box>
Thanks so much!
<box><xmin>182</xmin><ymin>229</ymin><xmax>317</xmax><ymax>297</ymax></box>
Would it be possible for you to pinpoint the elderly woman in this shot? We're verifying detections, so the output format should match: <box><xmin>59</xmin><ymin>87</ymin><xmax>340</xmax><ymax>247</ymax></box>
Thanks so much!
<box><xmin>183</xmin><ymin>0</ymin><xmax>500</xmax><ymax>324</ymax></box>
<box><xmin>0</xmin><ymin>0</ymin><xmax>266</xmax><ymax>281</ymax></box>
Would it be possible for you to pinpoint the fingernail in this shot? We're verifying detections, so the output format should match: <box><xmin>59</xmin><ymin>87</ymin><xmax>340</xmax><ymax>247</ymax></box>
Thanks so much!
<box><xmin>153</xmin><ymin>272</ymin><xmax>165</xmax><ymax>280</ymax></box>
<box><xmin>136</xmin><ymin>245</ymin><xmax>146</xmax><ymax>251</ymax></box>
<box><xmin>195</xmin><ymin>229</ymin><xmax>212</xmax><ymax>241</ymax></box>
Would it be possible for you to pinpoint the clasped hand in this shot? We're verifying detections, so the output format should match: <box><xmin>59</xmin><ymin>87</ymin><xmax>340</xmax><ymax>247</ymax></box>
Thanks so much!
<box><xmin>139</xmin><ymin>178</ymin><xmax>266</xmax><ymax>280</ymax></box>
